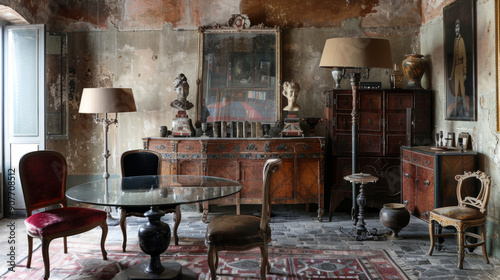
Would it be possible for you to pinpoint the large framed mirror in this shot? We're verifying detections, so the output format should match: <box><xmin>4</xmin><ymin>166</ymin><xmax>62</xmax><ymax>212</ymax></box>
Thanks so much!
<box><xmin>196</xmin><ymin>25</ymin><xmax>281</xmax><ymax>125</ymax></box>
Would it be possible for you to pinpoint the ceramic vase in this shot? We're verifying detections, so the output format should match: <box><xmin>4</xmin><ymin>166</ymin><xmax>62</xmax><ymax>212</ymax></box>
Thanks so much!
<box><xmin>379</xmin><ymin>203</ymin><xmax>410</xmax><ymax>240</ymax></box>
<box><xmin>402</xmin><ymin>54</ymin><xmax>427</xmax><ymax>89</ymax></box>
<box><xmin>159</xmin><ymin>126</ymin><xmax>168</xmax><ymax>137</ymax></box>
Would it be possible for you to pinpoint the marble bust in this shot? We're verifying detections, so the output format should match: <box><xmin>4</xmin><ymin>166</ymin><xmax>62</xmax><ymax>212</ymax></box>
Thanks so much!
<box><xmin>282</xmin><ymin>81</ymin><xmax>301</xmax><ymax>111</ymax></box>
<box><xmin>170</xmin><ymin>73</ymin><xmax>194</xmax><ymax>111</ymax></box>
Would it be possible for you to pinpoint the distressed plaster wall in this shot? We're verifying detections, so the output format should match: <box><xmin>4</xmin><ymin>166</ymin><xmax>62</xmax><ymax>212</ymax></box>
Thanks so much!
<box><xmin>12</xmin><ymin>0</ymin><xmax>493</xmax><ymax>253</ymax></box>
<box><xmin>47</xmin><ymin>24</ymin><xmax>199</xmax><ymax>175</ymax></box>
<box><xmin>8</xmin><ymin>0</ymin><xmax>420</xmax><ymax>178</ymax></box>
<box><xmin>420</xmin><ymin>0</ymin><xmax>500</xmax><ymax>257</ymax></box>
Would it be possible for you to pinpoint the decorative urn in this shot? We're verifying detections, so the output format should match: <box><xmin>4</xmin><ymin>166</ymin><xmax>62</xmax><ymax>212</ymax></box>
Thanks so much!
<box><xmin>379</xmin><ymin>203</ymin><xmax>411</xmax><ymax>239</ymax></box>
<box><xmin>402</xmin><ymin>54</ymin><xmax>427</xmax><ymax>89</ymax></box>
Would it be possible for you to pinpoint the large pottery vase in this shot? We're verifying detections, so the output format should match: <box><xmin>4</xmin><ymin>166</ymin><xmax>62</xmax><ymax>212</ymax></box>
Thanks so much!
<box><xmin>402</xmin><ymin>54</ymin><xmax>427</xmax><ymax>89</ymax></box>
<box><xmin>379</xmin><ymin>203</ymin><xmax>410</xmax><ymax>240</ymax></box>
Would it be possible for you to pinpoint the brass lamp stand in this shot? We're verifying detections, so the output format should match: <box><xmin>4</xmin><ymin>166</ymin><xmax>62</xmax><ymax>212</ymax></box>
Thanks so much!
<box><xmin>320</xmin><ymin>38</ymin><xmax>393</xmax><ymax>239</ymax></box>
<box><xmin>79</xmin><ymin>88</ymin><xmax>137</xmax><ymax>225</ymax></box>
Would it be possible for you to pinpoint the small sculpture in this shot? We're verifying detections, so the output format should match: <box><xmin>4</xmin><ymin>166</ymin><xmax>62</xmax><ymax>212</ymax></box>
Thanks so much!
<box><xmin>170</xmin><ymin>73</ymin><xmax>194</xmax><ymax>111</ymax></box>
<box><xmin>228</xmin><ymin>14</ymin><xmax>251</xmax><ymax>29</ymax></box>
<box><xmin>282</xmin><ymin>81</ymin><xmax>301</xmax><ymax>111</ymax></box>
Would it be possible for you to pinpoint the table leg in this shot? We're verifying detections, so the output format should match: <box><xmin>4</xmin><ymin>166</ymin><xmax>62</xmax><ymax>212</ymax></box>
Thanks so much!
<box><xmin>341</xmin><ymin>183</ymin><xmax>383</xmax><ymax>241</ymax></box>
<box><xmin>355</xmin><ymin>184</ymin><xmax>367</xmax><ymax>233</ymax></box>
<box><xmin>114</xmin><ymin>206</ymin><xmax>196</xmax><ymax>280</ymax></box>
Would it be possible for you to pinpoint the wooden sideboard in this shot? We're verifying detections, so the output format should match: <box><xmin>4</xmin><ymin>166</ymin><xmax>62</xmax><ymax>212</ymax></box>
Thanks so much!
<box><xmin>324</xmin><ymin>89</ymin><xmax>432</xmax><ymax>218</ymax></box>
<box><xmin>142</xmin><ymin>137</ymin><xmax>325</xmax><ymax>222</ymax></box>
<box><xmin>401</xmin><ymin>146</ymin><xmax>476</xmax><ymax>222</ymax></box>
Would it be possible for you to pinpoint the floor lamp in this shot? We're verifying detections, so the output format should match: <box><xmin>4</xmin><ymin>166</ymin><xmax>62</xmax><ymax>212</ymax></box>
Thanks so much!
<box><xmin>79</xmin><ymin>88</ymin><xmax>137</xmax><ymax>224</ymax></box>
<box><xmin>320</xmin><ymin>38</ymin><xmax>393</xmax><ymax>239</ymax></box>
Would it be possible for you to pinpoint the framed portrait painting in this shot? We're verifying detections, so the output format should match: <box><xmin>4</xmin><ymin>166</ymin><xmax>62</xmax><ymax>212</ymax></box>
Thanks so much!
<box><xmin>228</xmin><ymin>52</ymin><xmax>256</xmax><ymax>87</ymax></box>
<box><xmin>443</xmin><ymin>0</ymin><xmax>476</xmax><ymax>121</ymax></box>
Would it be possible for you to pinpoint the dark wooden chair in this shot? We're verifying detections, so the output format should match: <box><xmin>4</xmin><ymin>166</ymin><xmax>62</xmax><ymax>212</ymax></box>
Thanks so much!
<box><xmin>20</xmin><ymin>150</ymin><xmax>108</xmax><ymax>280</ymax></box>
<box><xmin>205</xmin><ymin>158</ymin><xmax>282</xmax><ymax>279</ymax></box>
<box><xmin>428</xmin><ymin>170</ymin><xmax>491</xmax><ymax>269</ymax></box>
<box><xmin>119</xmin><ymin>149</ymin><xmax>181</xmax><ymax>252</ymax></box>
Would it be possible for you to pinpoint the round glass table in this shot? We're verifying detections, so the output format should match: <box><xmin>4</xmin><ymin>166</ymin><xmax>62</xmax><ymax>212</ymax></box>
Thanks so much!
<box><xmin>66</xmin><ymin>175</ymin><xmax>242</xmax><ymax>280</ymax></box>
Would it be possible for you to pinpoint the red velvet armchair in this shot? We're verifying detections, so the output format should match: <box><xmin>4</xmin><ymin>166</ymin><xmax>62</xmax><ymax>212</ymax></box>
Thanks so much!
<box><xmin>19</xmin><ymin>150</ymin><xmax>108</xmax><ymax>280</ymax></box>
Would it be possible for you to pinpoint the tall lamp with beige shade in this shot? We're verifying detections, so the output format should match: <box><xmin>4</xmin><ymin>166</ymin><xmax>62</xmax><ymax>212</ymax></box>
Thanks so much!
<box><xmin>320</xmin><ymin>38</ymin><xmax>393</xmax><ymax>240</ymax></box>
<box><xmin>79</xmin><ymin>88</ymin><xmax>137</xmax><ymax>223</ymax></box>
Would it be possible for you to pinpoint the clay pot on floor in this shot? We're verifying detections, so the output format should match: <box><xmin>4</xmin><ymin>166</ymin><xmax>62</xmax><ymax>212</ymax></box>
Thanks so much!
<box><xmin>379</xmin><ymin>203</ymin><xmax>411</xmax><ymax>240</ymax></box>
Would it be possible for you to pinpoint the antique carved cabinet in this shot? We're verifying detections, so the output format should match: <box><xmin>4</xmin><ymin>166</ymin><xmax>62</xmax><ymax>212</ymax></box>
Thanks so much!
<box><xmin>401</xmin><ymin>146</ymin><xmax>477</xmax><ymax>222</ymax></box>
<box><xmin>324</xmin><ymin>89</ymin><xmax>432</xmax><ymax>218</ymax></box>
<box><xmin>143</xmin><ymin>137</ymin><xmax>325</xmax><ymax>222</ymax></box>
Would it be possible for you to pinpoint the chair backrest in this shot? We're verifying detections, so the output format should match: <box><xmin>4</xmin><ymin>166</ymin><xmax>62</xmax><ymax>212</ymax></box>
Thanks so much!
<box><xmin>121</xmin><ymin>149</ymin><xmax>161</xmax><ymax>177</ymax></box>
<box><xmin>19</xmin><ymin>150</ymin><xmax>68</xmax><ymax>216</ymax></box>
<box><xmin>456</xmin><ymin>170</ymin><xmax>491</xmax><ymax>214</ymax></box>
<box><xmin>260</xmin><ymin>158</ymin><xmax>282</xmax><ymax>231</ymax></box>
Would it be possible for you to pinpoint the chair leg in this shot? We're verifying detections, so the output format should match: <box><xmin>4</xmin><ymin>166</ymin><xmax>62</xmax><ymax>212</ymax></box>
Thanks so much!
<box><xmin>207</xmin><ymin>245</ymin><xmax>217</xmax><ymax>280</ymax></box>
<box><xmin>428</xmin><ymin>220</ymin><xmax>435</xmax><ymax>256</ymax></box>
<box><xmin>260</xmin><ymin>244</ymin><xmax>269</xmax><ymax>278</ymax></box>
<box><xmin>100</xmin><ymin>222</ymin><xmax>108</xmax><ymax>260</ymax></box>
<box><xmin>41</xmin><ymin>238</ymin><xmax>52</xmax><ymax>280</ymax></box>
<box><xmin>27</xmin><ymin>235</ymin><xmax>33</xmax><ymax>268</ymax></box>
<box><xmin>481</xmin><ymin>224</ymin><xmax>490</xmax><ymax>264</ymax></box>
<box><xmin>173</xmin><ymin>205</ymin><xmax>181</xmax><ymax>245</ymax></box>
<box><xmin>328</xmin><ymin>189</ymin><xmax>334</xmax><ymax>222</ymax></box>
<box><xmin>63</xmin><ymin>236</ymin><xmax>68</xmax><ymax>253</ymax></box>
<box><xmin>215</xmin><ymin>250</ymin><xmax>219</xmax><ymax>272</ymax></box>
<box><xmin>457</xmin><ymin>229</ymin><xmax>465</xmax><ymax>269</ymax></box>
<box><xmin>120</xmin><ymin>209</ymin><xmax>127</xmax><ymax>252</ymax></box>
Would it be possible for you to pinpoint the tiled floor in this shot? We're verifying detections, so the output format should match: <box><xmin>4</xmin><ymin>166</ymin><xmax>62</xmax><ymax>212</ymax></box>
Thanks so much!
<box><xmin>1</xmin><ymin>205</ymin><xmax>500</xmax><ymax>279</ymax></box>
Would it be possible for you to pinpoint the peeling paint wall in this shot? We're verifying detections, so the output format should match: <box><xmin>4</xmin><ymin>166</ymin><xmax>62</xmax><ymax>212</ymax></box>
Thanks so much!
<box><xmin>46</xmin><ymin>24</ymin><xmax>198</xmax><ymax>175</ymax></box>
<box><xmin>420</xmin><ymin>0</ymin><xmax>500</xmax><ymax>257</ymax></box>
<box><xmin>242</xmin><ymin>0</ymin><xmax>423</xmax><ymax>28</ymax></box>
<box><xmin>6</xmin><ymin>0</ymin><xmax>422</xmax><ymax>179</ymax></box>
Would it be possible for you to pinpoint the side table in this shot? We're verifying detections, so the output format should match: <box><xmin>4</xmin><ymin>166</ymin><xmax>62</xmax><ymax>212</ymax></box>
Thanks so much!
<box><xmin>342</xmin><ymin>173</ymin><xmax>382</xmax><ymax>240</ymax></box>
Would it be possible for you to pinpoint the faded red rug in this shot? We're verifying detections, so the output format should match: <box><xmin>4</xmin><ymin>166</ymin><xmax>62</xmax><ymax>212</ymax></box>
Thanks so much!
<box><xmin>3</xmin><ymin>242</ymin><xmax>409</xmax><ymax>279</ymax></box>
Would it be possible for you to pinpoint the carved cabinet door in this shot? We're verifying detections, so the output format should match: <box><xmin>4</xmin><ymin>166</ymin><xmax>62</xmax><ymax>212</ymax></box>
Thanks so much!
<box><xmin>415</xmin><ymin>166</ymin><xmax>434</xmax><ymax>221</ymax></box>
<box><xmin>402</xmin><ymin>160</ymin><xmax>417</xmax><ymax>215</ymax></box>
<box><xmin>271</xmin><ymin>158</ymin><xmax>294</xmax><ymax>203</ymax></box>
<box><xmin>295</xmin><ymin>158</ymin><xmax>320</xmax><ymax>201</ymax></box>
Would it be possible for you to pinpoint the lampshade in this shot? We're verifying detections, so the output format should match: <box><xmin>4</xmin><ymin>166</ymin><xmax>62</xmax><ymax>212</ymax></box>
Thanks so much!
<box><xmin>319</xmin><ymin>38</ymin><xmax>393</xmax><ymax>69</ymax></box>
<box><xmin>79</xmin><ymin>88</ymin><xmax>137</xmax><ymax>113</ymax></box>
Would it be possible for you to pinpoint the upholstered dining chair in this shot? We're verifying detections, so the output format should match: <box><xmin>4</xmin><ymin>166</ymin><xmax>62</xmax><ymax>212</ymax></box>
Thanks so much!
<box><xmin>19</xmin><ymin>150</ymin><xmax>108</xmax><ymax>280</ymax></box>
<box><xmin>428</xmin><ymin>170</ymin><xmax>491</xmax><ymax>269</ymax></box>
<box><xmin>205</xmin><ymin>158</ymin><xmax>282</xmax><ymax>279</ymax></box>
<box><xmin>119</xmin><ymin>149</ymin><xmax>181</xmax><ymax>252</ymax></box>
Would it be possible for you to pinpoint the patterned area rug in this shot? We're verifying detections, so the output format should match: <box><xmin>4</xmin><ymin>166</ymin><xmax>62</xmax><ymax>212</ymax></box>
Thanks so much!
<box><xmin>3</xmin><ymin>242</ymin><xmax>408</xmax><ymax>279</ymax></box>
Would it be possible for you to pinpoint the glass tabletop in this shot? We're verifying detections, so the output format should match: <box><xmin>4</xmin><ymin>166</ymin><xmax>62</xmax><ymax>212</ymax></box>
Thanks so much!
<box><xmin>66</xmin><ymin>175</ymin><xmax>242</xmax><ymax>207</ymax></box>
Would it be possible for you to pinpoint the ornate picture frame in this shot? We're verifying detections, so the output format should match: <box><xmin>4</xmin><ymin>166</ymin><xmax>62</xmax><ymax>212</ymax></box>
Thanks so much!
<box><xmin>197</xmin><ymin>24</ymin><xmax>281</xmax><ymax>124</ymax></box>
<box><xmin>443</xmin><ymin>0</ymin><xmax>476</xmax><ymax>121</ymax></box>
<box><xmin>497</xmin><ymin>1</ymin><xmax>500</xmax><ymax>130</ymax></box>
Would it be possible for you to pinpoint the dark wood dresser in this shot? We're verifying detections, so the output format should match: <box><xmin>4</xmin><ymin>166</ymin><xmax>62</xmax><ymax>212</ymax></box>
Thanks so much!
<box><xmin>401</xmin><ymin>146</ymin><xmax>477</xmax><ymax>222</ymax></box>
<box><xmin>324</xmin><ymin>89</ymin><xmax>433</xmax><ymax>216</ymax></box>
<box><xmin>142</xmin><ymin>137</ymin><xmax>325</xmax><ymax>222</ymax></box>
